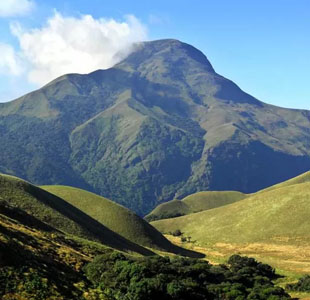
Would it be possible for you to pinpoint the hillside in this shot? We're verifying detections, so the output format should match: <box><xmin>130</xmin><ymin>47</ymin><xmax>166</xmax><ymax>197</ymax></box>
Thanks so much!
<box><xmin>151</xmin><ymin>173</ymin><xmax>310</xmax><ymax>273</ymax></box>
<box><xmin>41</xmin><ymin>185</ymin><xmax>200</xmax><ymax>256</ymax></box>
<box><xmin>145</xmin><ymin>191</ymin><xmax>246</xmax><ymax>221</ymax></box>
<box><xmin>0</xmin><ymin>173</ymin><xmax>153</xmax><ymax>255</ymax></box>
<box><xmin>0</xmin><ymin>39</ymin><xmax>309</xmax><ymax>214</ymax></box>
<box><xmin>152</xmin><ymin>182</ymin><xmax>310</xmax><ymax>244</ymax></box>
<box><xmin>0</xmin><ymin>200</ymin><xmax>291</xmax><ymax>299</ymax></box>
<box><xmin>0</xmin><ymin>199</ymin><xmax>116</xmax><ymax>299</ymax></box>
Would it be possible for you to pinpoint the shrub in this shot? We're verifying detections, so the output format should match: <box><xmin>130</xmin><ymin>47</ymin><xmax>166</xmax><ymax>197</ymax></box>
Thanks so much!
<box><xmin>172</xmin><ymin>229</ymin><xmax>182</xmax><ymax>236</ymax></box>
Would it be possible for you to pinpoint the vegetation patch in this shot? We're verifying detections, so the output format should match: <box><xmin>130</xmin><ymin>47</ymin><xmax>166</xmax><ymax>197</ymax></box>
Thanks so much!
<box><xmin>84</xmin><ymin>253</ymin><xmax>290</xmax><ymax>300</ymax></box>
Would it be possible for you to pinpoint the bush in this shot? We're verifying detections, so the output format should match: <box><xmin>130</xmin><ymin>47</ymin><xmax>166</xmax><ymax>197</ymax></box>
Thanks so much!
<box><xmin>84</xmin><ymin>253</ymin><xmax>291</xmax><ymax>300</ymax></box>
<box><xmin>172</xmin><ymin>229</ymin><xmax>182</xmax><ymax>236</ymax></box>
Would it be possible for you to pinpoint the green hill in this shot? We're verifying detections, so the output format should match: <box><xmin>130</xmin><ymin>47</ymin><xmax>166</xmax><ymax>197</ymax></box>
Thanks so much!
<box><xmin>0</xmin><ymin>173</ymin><xmax>153</xmax><ymax>255</ymax></box>
<box><xmin>41</xmin><ymin>185</ymin><xmax>201</xmax><ymax>256</ymax></box>
<box><xmin>152</xmin><ymin>181</ymin><xmax>310</xmax><ymax>244</ymax></box>
<box><xmin>145</xmin><ymin>191</ymin><xmax>246</xmax><ymax>221</ymax></box>
<box><xmin>0</xmin><ymin>200</ymin><xmax>291</xmax><ymax>300</ymax></box>
<box><xmin>151</xmin><ymin>172</ymin><xmax>310</xmax><ymax>274</ymax></box>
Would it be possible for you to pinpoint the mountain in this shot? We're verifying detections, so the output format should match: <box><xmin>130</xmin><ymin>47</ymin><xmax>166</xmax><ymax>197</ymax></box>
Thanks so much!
<box><xmin>145</xmin><ymin>191</ymin><xmax>247</xmax><ymax>221</ymax></box>
<box><xmin>41</xmin><ymin>185</ymin><xmax>201</xmax><ymax>256</ymax></box>
<box><xmin>151</xmin><ymin>171</ymin><xmax>310</xmax><ymax>247</ymax></box>
<box><xmin>0</xmin><ymin>39</ymin><xmax>309</xmax><ymax>215</ymax></box>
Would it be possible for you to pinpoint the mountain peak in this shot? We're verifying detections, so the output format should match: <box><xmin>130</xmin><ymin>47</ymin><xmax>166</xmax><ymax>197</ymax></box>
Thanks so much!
<box><xmin>116</xmin><ymin>39</ymin><xmax>215</xmax><ymax>74</ymax></box>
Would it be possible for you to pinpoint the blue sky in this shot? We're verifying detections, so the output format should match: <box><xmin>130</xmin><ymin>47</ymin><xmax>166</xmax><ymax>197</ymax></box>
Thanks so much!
<box><xmin>0</xmin><ymin>0</ymin><xmax>309</xmax><ymax>109</ymax></box>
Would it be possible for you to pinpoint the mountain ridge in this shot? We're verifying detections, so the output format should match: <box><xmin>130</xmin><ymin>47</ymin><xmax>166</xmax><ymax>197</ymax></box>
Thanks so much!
<box><xmin>0</xmin><ymin>39</ymin><xmax>309</xmax><ymax>214</ymax></box>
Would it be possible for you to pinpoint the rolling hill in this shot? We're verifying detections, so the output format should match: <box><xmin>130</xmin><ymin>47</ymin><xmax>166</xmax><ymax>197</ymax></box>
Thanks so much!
<box><xmin>0</xmin><ymin>173</ymin><xmax>153</xmax><ymax>255</ymax></box>
<box><xmin>151</xmin><ymin>181</ymin><xmax>310</xmax><ymax>244</ymax></box>
<box><xmin>151</xmin><ymin>172</ymin><xmax>310</xmax><ymax>273</ymax></box>
<box><xmin>0</xmin><ymin>39</ymin><xmax>309</xmax><ymax>215</ymax></box>
<box><xmin>41</xmin><ymin>185</ymin><xmax>200</xmax><ymax>256</ymax></box>
<box><xmin>146</xmin><ymin>172</ymin><xmax>310</xmax><ymax>222</ymax></box>
<box><xmin>0</xmin><ymin>199</ymin><xmax>291</xmax><ymax>299</ymax></box>
<box><xmin>145</xmin><ymin>191</ymin><xmax>246</xmax><ymax>221</ymax></box>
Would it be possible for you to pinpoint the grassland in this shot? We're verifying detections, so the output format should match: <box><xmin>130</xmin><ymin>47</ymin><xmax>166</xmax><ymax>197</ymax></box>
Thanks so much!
<box><xmin>151</xmin><ymin>172</ymin><xmax>310</xmax><ymax>278</ymax></box>
<box><xmin>145</xmin><ymin>190</ymin><xmax>246</xmax><ymax>221</ymax></box>
<box><xmin>41</xmin><ymin>185</ymin><xmax>202</xmax><ymax>257</ymax></box>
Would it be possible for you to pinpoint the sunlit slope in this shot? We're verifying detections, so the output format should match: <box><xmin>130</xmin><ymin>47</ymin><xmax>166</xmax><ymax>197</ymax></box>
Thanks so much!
<box><xmin>41</xmin><ymin>185</ymin><xmax>203</xmax><ymax>257</ymax></box>
<box><xmin>145</xmin><ymin>191</ymin><xmax>246</xmax><ymax>221</ymax></box>
<box><xmin>0</xmin><ymin>173</ymin><xmax>153</xmax><ymax>255</ymax></box>
<box><xmin>152</xmin><ymin>182</ymin><xmax>310</xmax><ymax>245</ymax></box>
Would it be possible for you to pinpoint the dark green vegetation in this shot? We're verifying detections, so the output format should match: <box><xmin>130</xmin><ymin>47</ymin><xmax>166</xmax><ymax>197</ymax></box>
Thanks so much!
<box><xmin>145</xmin><ymin>191</ymin><xmax>246</xmax><ymax>221</ymax></box>
<box><xmin>0</xmin><ymin>39</ymin><xmax>309</xmax><ymax>214</ymax></box>
<box><xmin>84</xmin><ymin>253</ymin><xmax>290</xmax><ymax>300</ymax></box>
<box><xmin>41</xmin><ymin>185</ymin><xmax>200</xmax><ymax>256</ymax></box>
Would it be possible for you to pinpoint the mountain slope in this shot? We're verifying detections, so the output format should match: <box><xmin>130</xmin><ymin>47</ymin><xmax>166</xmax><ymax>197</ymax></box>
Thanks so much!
<box><xmin>0</xmin><ymin>173</ymin><xmax>153</xmax><ymax>255</ymax></box>
<box><xmin>145</xmin><ymin>191</ymin><xmax>246</xmax><ymax>221</ymax></box>
<box><xmin>41</xmin><ymin>185</ymin><xmax>200</xmax><ymax>256</ymax></box>
<box><xmin>0</xmin><ymin>39</ymin><xmax>309</xmax><ymax>214</ymax></box>
<box><xmin>151</xmin><ymin>173</ymin><xmax>310</xmax><ymax>245</ymax></box>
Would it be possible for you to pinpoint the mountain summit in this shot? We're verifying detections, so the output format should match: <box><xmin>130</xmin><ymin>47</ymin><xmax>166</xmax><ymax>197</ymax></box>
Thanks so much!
<box><xmin>0</xmin><ymin>39</ymin><xmax>309</xmax><ymax>214</ymax></box>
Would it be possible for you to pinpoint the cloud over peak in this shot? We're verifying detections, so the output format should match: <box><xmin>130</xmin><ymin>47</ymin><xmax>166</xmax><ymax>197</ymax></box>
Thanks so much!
<box><xmin>11</xmin><ymin>12</ymin><xmax>148</xmax><ymax>85</ymax></box>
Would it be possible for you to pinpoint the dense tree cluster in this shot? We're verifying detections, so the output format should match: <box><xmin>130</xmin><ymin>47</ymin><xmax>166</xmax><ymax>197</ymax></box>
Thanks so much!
<box><xmin>84</xmin><ymin>253</ymin><xmax>291</xmax><ymax>300</ymax></box>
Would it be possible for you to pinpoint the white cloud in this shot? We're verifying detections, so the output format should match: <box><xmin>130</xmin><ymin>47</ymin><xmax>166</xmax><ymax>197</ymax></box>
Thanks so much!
<box><xmin>11</xmin><ymin>12</ymin><xmax>148</xmax><ymax>86</ymax></box>
<box><xmin>0</xmin><ymin>43</ymin><xmax>23</xmax><ymax>75</ymax></box>
<box><xmin>0</xmin><ymin>0</ymin><xmax>34</xmax><ymax>17</ymax></box>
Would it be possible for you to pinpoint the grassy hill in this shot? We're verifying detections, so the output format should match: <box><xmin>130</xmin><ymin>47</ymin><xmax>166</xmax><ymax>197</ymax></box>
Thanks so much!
<box><xmin>152</xmin><ymin>182</ymin><xmax>310</xmax><ymax>244</ymax></box>
<box><xmin>41</xmin><ymin>185</ymin><xmax>201</xmax><ymax>256</ymax></box>
<box><xmin>0</xmin><ymin>199</ymin><xmax>116</xmax><ymax>299</ymax></box>
<box><xmin>0</xmin><ymin>173</ymin><xmax>153</xmax><ymax>255</ymax></box>
<box><xmin>0</xmin><ymin>199</ymin><xmax>291</xmax><ymax>299</ymax></box>
<box><xmin>145</xmin><ymin>191</ymin><xmax>246</xmax><ymax>221</ymax></box>
<box><xmin>151</xmin><ymin>172</ymin><xmax>310</xmax><ymax>274</ymax></box>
